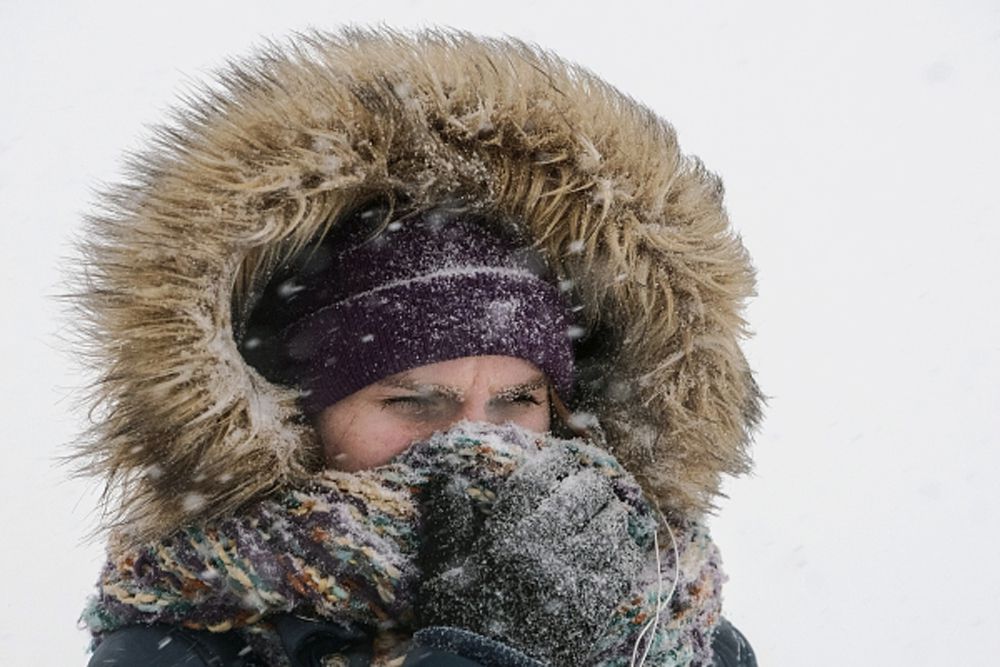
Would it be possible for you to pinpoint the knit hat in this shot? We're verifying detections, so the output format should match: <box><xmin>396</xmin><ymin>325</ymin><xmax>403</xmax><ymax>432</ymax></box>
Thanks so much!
<box><xmin>241</xmin><ymin>209</ymin><xmax>575</xmax><ymax>414</ymax></box>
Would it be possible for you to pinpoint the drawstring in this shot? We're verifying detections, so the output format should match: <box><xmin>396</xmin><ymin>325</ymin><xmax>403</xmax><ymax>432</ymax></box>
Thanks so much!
<box><xmin>630</xmin><ymin>509</ymin><xmax>680</xmax><ymax>667</ymax></box>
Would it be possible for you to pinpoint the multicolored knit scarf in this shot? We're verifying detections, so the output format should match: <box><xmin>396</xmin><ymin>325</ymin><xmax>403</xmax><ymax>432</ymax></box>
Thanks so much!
<box><xmin>81</xmin><ymin>424</ymin><xmax>724</xmax><ymax>666</ymax></box>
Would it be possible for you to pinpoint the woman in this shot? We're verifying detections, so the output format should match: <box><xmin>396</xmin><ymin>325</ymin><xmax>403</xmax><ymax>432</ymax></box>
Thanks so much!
<box><xmin>73</xmin><ymin>29</ymin><xmax>762</xmax><ymax>666</ymax></box>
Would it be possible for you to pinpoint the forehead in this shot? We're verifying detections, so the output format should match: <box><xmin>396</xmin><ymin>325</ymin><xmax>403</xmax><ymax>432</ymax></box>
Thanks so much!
<box><xmin>380</xmin><ymin>355</ymin><xmax>545</xmax><ymax>390</ymax></box>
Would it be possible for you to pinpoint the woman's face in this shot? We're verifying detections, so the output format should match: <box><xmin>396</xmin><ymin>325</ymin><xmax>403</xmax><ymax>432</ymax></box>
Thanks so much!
<box><xmin>316</xmin><ymin>355</ymin><xmax>551</xmax><ymax>470</ymax></box>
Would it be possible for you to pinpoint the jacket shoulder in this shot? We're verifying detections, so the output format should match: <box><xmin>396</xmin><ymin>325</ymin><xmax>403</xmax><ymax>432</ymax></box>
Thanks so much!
<box><xmin>87</xmin><ymin>625</ymin><xmax>253</xmax><ymax>666</ymax></box>
<box><xmin>712</xmin><ymin>618</ymin><xmax>758</xmax><ymax>667</ymax></box>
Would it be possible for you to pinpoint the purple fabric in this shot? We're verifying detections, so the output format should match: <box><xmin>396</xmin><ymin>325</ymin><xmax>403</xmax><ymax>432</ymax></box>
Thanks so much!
<box><xmin>277</xmin><ymin>213</ymin><xmax>575</xmax><ymax>412</ymax></box>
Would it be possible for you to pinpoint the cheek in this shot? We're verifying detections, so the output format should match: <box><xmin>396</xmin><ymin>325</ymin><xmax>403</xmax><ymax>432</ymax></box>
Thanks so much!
<box><xmin>318</xmin><ymin>409</ymin><xmax>428</xmax><ymax>471</ymax></box>
<box><xmin>510</xmin><ymin>404</ymin><xmax>551</xmax><ymax>433</ymax></box>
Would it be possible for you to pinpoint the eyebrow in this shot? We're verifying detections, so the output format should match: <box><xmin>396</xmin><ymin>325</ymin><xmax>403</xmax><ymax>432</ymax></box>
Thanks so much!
<box><xmin>375</xmin><ymin>376</ymin><xmax>463</xmax><ymax>400</ymax></box>
<box><xmin>493</xmin><ymin>376</ymin><xmax>547</xmax><ymax>399</ymax></box>
<box><xmin>376</xmin><ymin>373</ymin><xmax>547</xmax><ymax>399</ymax></box>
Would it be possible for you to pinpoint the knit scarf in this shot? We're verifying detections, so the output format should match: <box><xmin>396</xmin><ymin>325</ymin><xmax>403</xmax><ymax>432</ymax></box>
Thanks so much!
<box><xmin>81</xmin><ymin>424</ymin><xmax>725</xmax><ymax>666</ymax></box>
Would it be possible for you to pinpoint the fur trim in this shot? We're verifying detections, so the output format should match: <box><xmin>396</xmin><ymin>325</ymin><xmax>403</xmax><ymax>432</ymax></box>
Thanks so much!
<box><xmin>67</xmin><ymin>28</ymin><xmax>763</xmax><ymax>541</ymax></box>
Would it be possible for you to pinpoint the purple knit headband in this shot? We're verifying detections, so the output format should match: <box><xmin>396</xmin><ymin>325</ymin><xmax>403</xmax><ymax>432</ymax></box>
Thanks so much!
<box><xmin>273</xmin><ymin>211</ymin><xmax>575</xmax><ymax>413</ymax></box>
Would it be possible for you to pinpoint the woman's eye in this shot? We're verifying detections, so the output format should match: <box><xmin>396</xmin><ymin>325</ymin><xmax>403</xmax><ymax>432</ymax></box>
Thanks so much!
<box><xmin>383</xmin><ymin>395</ymin><xmax>426</xmax><ymax>409</ymax></box>
<box><xmin>382</xmin><ymin>395</ymin><xmax>445</xmax><ymax>417</ymax></box>
<box><xmin>500</xmin><ymin>393</ymin><xmax>543</xmax><ymax>407</ymax></box>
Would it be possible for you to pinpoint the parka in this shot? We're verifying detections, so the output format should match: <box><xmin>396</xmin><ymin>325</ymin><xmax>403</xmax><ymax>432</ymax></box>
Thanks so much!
<box><xmin>71</xmin><ymin>28</ymin><xmax>763</xmax><ymax>666</ymax></box>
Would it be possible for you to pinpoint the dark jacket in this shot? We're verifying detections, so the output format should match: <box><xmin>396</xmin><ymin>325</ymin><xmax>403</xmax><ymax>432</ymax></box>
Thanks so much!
<box><xmin>87</xmin><ymin>617</ymin><xmax>756</xmax><ymax>667</ymax></box>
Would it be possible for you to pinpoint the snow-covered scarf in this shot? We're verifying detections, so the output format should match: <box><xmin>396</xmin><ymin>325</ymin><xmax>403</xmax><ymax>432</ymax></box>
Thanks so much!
<box><xmin>82</xmin><ymin>424</ymin><xmax>725</xmax><ymax>666</ymax></box>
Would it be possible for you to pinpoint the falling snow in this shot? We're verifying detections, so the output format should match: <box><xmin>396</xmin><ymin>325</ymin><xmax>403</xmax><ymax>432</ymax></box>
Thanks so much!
<box><xmin>182</xmin><ymin>493</ymin><xmax>207</xmax><ymax>512</ymax></box>
<box><xmin>277</xmin><ymin>280</ymin><xmax>306</xmax><ymax>299</ymax></box>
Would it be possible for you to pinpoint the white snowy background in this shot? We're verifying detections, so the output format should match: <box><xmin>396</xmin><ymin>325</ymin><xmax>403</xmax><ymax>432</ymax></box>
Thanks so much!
<box><xmin>2</xmin><ymin>1</ymin><xmax>997</xmax><ymax>664</ymax></box>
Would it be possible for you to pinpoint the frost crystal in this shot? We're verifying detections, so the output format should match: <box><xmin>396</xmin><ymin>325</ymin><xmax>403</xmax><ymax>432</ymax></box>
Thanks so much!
<box><xmin>393</xmin><ymin>81</ymin><xmax>413</xmax><ymax>99</ymax></box>
<box><xmin>607</xmin><ymin>380</ymin><xmax>635</xmax><ymax>402</ymax></box>
<box><xmin>567</xmin><ymin>411</ymin><xmax>601</xmax><ymax>430</ymax></box>
<box><xmin>182</xmin><ymin>493</ymin><xmax>207</xmax><ymax>512</ymax></box>
<box><xmin>486</xmin><ymin>298</ymin><xmax>522</xmax><ymax>331</ymax></box>
<box><xmin>311</xmin><ymin>136</ymin><xmax>333</xmax><ymax>153</ymax></box>
<box><xmin>320</xmin><ymin>155</ymin><xmax>342</xmax><ymax>174</ymax></box>
<box><xmin>277</xmin><ymin>280</ymin><xmax>305</xmax><ymax>299</ymax></box>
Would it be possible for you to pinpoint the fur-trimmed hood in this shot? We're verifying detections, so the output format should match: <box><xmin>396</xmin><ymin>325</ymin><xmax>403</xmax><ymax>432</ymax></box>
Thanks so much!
<box><xmin>70</xmin><ymin>28</ymin><xmax>762</xmax><ymax>542</ymax></box>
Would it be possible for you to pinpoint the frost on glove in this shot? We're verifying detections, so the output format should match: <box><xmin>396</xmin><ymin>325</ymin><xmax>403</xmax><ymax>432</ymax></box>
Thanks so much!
<box><xmin>416</xmin><ymin>435</ymin><xmax>661</xmax><ymax>665</ymax></box>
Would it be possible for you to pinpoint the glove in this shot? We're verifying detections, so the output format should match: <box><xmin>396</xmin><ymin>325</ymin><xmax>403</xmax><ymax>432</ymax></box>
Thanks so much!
<box><xmin>416</xmin><ymin>442</ymin><xmax>657</xmax><ymax>666</ymax></box>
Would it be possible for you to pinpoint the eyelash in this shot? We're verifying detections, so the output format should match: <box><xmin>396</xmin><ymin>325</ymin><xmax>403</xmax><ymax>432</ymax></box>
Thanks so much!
<box><xmin>382</xmin><ymin>396</ymin><xmax>431</xmax><ymax>409</ymax></box>
<box><xmin>381</xmin><ymin>394</ymin><xmax>542</xmax><ymax>409</ymax></box>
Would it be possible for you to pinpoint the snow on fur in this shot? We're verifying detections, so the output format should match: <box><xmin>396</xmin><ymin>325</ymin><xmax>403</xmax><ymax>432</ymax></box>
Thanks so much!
<box><xmin>67</xmin><ymin>28</ymin><xmax>763</xmax><ymax>543</ymax></box>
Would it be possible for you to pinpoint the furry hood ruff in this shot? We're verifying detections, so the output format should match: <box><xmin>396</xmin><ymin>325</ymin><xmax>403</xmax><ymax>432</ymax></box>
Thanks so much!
<box><xmin>69</xmin><ymin>28</ymin><xmax>763</xmax><ymax>542</ymax></box>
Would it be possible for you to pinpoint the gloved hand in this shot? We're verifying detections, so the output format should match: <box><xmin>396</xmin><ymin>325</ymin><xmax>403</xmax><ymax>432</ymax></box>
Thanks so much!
<box><xmin>416</xmin><ymin>441</ymin><xmax>657</xmax><ymax>666</ymax></box>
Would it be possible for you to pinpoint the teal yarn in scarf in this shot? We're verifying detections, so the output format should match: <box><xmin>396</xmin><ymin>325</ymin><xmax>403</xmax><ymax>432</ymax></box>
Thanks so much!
<box><xmin>81</xmin><ymin>423</ymin><xmax>724</xmax><ymax>666</ymax></box>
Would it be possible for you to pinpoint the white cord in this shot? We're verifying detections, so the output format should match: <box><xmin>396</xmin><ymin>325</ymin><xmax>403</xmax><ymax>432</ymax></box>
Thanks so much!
<box><xmin>629</xmin><ymin>529</ymin><xmax>663</xmax><ymax>667</ymax></box>
<box><xmin>629</xmin><ymin>511</ymin><xmax>680</xmax><ymax>667</ymax></box>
